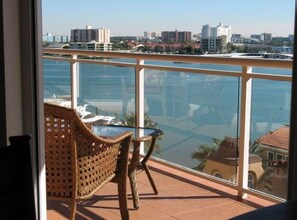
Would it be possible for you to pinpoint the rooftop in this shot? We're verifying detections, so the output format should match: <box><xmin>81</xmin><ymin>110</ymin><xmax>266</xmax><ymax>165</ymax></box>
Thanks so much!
<box><xmin>47</xmin><ymin>160</ymin><xmax>275</xmax><ymax>220</ymax></box>
<box><xmin>258</xmin><ymin>125</ymin><xmax>290</xmax><ymax>150</ymax></box>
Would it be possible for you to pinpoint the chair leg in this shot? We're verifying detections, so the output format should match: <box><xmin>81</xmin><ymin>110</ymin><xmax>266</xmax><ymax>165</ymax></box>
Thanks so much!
<box><xmin>129</xmin><ymin>171</ymin><xmax>140</xmax><ymax>209</ymax></box>
<box><xmin>69</xmin><ymin>200</ymin><xmax>77</xmax><ymax>220</ymax></box>
<box><xmin>118</xmin><ymin>181</ymin><xmax>129</xmax><ymax>220</ymax></box>
<box><xmin>142</xmin><ymin>163</ymin><xmax>158</xmax><ymax>195</ymax></box>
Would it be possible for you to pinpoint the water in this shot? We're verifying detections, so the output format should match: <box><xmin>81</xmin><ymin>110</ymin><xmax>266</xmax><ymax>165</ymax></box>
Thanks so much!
<box><xmin>43</xmin><ymin>59</ymin><xmax>292</xmax><ymax>169</ymax></box>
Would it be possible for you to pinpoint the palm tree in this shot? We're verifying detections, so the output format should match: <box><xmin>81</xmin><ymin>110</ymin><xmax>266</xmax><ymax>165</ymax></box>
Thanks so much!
<box><xmin>121</xmin><ymin>112</ymin><xmax>162</xmax><ymax>155</ymax></box>
<box><xmin>121</xmin><ymin>112</ymin><xmax>157</xmax><ymax>128</ymax></box>
<box><xmin>191</xmin><ymin>138</ymin><xmax>221</xmax><ymax>171</ymax></box>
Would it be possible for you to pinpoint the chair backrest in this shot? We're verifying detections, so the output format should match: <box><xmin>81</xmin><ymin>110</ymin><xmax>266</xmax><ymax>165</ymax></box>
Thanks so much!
<box><xmin>0</xmin><ymin>135</ymin><xmax>36</xmax><ymax>220</ymax></box>
<box><xmin>44</xmin><ymin>103</ymin><xmax>132</xmax><ymax>200</ymax></box>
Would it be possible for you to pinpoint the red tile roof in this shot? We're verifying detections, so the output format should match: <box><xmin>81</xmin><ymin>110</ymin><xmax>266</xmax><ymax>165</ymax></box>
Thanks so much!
<box><xmin>258</xmin><ymin>125</ymin><xmax>290</xmax><ymax>150</ymax></box>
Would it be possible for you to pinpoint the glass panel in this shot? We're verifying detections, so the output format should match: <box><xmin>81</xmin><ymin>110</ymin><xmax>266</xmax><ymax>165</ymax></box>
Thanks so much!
<box><xmin>78</xmin><ymin>62</ymin><xmax>135</xmax><ymax>122</ymax></box>
<box><xmin>144</xmin><ymin>68</ymin><xmax>240</xmax><ymax>184</ymax></box>
<box><xmin>43</xmin><ymin>56</ymin><xmax>292</xmax><ymax>198</ymax></box>
<box><xmin>253</xmin><ymin>67</ymin><xmax>292</xmax><ymax>76</ymax></box>
<box><xmin>250</xmin><ymin>79</ymin><xmax>291</xmax><ymax>199</ymax></box>
<box><xmin>43</xmin><ymin>59</ymin><xmax>70</xmax><ymax>99</ymax></box>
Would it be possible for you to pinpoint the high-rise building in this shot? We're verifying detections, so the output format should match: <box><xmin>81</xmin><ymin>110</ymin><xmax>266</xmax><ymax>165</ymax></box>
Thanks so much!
<box><xmin>288</xmin><ymin>34</ymin><xmax>294</xmax><ymax>41</ymax></box>
<box><xmin>42</xmin><ymin>33</ymin><xmax>70</xmax><ymax>44</ymax></box>
<box><xmin>144</xmin><ymin>31</ymin><xmax>152</xmax><ymax>39</ymax></box>
<box><xmin>98</xmin><ymin>28</ymin><xmax>110</xmax><ymax>44</ymax></box>
<box><xmin>261</xmin><ymin>33</ymin><xmax>272</xmax><ymax>42</ymax></box>
<box><xmin>216</xmin><ymin>23</ymin><xmax>231</xmax><ymax>43</ymax></box>
<box><xmin>251</xmin><ymin>34</ymin><xmax>261</xmax><ymax>40</ymax></box>
<box><xmin>201</xmin><ymin>25</ymin><xmax>210</xmax><ymax>38</ymax></box>
<box><xmin>161</xmin><ymin>30</ymin><xmax>191</xmax><ymax>43</ymax></box>
<box><xmin>144</xmin><ymin>31</ymin><xmax>161</xmax><ymax>40</ymax></box>
<box><xmin>70</xmin><ymin>25</ymin><xmax>112</xmax><ymax>51</ymax></box>
<box><xmin>210</xmin><ymin>27</ymin><xmax>217</xmax><ymax>38</ymax></box>
<box><xmin>201</xmin><ymin>23</ymin><xmax>232</xmax><ymax>43</ymax></box>
<box><xmin>43</xmin><ymin>33</ymin><xmax>54</xmax><ymax>42</ymax></box>
<box><xmin>71</xmin><ymin>26</ymin><xmax>110</xmax><ymax>43</ymax></box>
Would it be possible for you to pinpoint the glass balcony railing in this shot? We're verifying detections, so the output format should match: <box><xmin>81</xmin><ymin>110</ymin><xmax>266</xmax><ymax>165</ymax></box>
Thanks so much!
<box><xmin>43</xmin><ymin>48</ymin><xmax>292</xmax><ymax>202</ymax></box>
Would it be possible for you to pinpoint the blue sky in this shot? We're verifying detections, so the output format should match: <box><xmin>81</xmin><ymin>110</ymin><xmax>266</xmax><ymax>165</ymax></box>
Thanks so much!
<box><xmin>42</xmin><ymin>0</ymin><xmax>295</xmax><ymax>37</ymax></box>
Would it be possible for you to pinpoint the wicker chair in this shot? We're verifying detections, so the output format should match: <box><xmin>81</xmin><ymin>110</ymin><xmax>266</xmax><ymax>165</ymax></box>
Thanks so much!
<box><xmin>44</xmin><ymin>103</ymin><xmax>132</xmax><ymax>220</ymax></box>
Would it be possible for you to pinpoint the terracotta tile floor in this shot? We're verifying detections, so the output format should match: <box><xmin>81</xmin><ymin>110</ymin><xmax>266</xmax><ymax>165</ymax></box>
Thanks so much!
<box><xmin>47</xmin><ymin>160</ymin><xmax>276</xmax><ymax>220</ymax></box>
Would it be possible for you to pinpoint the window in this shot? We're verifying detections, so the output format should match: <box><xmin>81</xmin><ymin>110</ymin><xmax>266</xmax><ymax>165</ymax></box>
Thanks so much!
<box><xmin>213</xmin><ymin>172</ymin><xmax>223</xmax><ymax>179</ymax></box>
<box><xmin>248</xmin><ymin>172</ymin><xmax>255</xmax><ymax>189</ymax></box>
<box><xmin>276</xmin><ymin>154</ymin><xmax>283</xmax><ymax>161</ymax></box>
<box><xmin>268</xmin><ymin>151</ymin><xmax>274</xmax><ymax>161</ymax></box>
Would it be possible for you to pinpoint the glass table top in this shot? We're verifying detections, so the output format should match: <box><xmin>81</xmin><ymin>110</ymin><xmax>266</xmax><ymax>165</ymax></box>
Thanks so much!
<box><xmin>93</xmin><ymin>125</ymin><xmax>162</xmax><ymax>140</ymax></box>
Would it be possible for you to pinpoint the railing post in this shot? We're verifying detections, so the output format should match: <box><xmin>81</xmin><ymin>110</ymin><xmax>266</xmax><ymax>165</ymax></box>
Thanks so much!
<box><xmin>135</xmin><ymin>59</ymin><xmax>145</xmax><ymax>154</ymax></box>
<box><xmin>135</xmin><ymin>59</ymin><xmax>145</xmax><ymax>128</ymax></box>
<box><xmin>238</xmin><ymin>66</ymin><xmax>252</xmax><ymax>198</ymax></box>
<box><xmin>70</xmin><ymin>54</ymin><xmax>79</xmax><ymax>109</ymax></box>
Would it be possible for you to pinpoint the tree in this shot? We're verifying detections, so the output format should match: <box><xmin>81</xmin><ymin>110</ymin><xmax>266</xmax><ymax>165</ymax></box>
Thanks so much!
<box><xmin>121</xmin><ymin>112</ymin><xmax>157</xmax><ymax>128</ymax></box>
<box><xmin>111</xmin><ymin>41</ymin><xmax>131</xmax><ymax>51</ymax></box>
<box><xmin>137</xmin><ymin>45</ymin><xmax>151</xmax><ymax>52</ymax></box>
<box><xmin>120</xmin><ymin>112</ymin><xmax>162</xmax><ymax>155</ymax></box>
<box><xmin>191</xmin><ymin>138</ymin><xmax>221</xmax><ymax>171</ymax></box>
<box><xmin>226</xmin><ymin>42</ymin><xmax>234</xmax><ymax>53</ymax></box>
<box><xmin>154</xmin><ymin>45</ymin><xmax>164</xmax><ymax>53</ymax></box>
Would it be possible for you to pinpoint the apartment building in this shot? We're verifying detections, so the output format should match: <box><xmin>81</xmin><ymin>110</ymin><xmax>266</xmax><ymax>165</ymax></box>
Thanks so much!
<box><xmin>70</xmin><ymin>42</ymin><xmax>112</xmax><ymax>51</ymax></box>
<box><xmin>161</xmin><ymin>30</ymin><xmax>191</xmax><ymax>43</ymax></box>
<box><xmin>251</xmin><ymin>33</ymin><xmax>273</xmax><ymax>42</ymax></box>
<box><xmin>70</xmin><ymin>26</ymin><xmax>112</xmax><ymax>51</ymax></box>
<box><xmin>200</xmin><ymin>35</ymin><xmax>227</xmax><ymax>54</ymax></box>
<box><xmin>201</xmin><ymin>23</ymin><xmax>232</xmax><ymax>43</ymax></box>
<box><xmin>144</xmin><ymin>31</ymin><xmax>161</xmax><ymax>40</ymax></box>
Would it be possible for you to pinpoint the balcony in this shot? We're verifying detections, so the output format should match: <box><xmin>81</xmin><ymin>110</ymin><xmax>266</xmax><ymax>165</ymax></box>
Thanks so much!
<box><xmin>47</xmin><ymin>160</ymin><xmax>275</xmax><ymax>220</ymax></box>
<box><xmin>43</xmin><ymin>48</ymin><xmax>292</xmax><ymax>218</ymax></box>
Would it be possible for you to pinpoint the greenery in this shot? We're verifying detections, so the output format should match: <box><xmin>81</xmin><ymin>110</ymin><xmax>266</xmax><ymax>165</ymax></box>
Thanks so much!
<box><xmin>112</xmin><ymin>41</ymin><xmax>132</xmax><ymax>51</ymax></box>
<box><xmin>191</xmin><ymin>138</ymin><xmax>222</xmax><ymax>171</ymax></box>
<box><xmin>134</xmin><ymin>42</ymin><xmax>202</xmax><ymax>54</ymax></box>
<box><xmin>121</xmin><ymin>112</ymin><xmax>157</xmax><ymax>128</ymax></box>
<box><xmin>120</xmin><ymin>112</ymin><xmax>162</xmax><ymax>155</ymax></box>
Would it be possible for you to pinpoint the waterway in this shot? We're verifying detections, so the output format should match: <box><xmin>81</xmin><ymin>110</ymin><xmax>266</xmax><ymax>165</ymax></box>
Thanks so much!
<box><xmin>43</xmin><ymin>59</ymin><xmax>292</xmax><ymax>169</ymax></box>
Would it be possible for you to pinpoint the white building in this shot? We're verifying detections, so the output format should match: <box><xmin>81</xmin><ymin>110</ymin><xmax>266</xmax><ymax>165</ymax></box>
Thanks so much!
<box><xmin>43</xmin><ymin>33</ymin><xmax>54</xmax><ymax>42</ymax></box>
<box><xmin>98</xmin><ymin>28</ymin><xmax>110</xmax><ymax>44</ymax></box>
<box><xmin>42</xmin><ymin>33</ymin><xmax>70</xmax><ymax>44</ymax></box>
<box><xmin>201</xmin><ymin>23</ymin><xmax>232</xmax><ymax>43</ymax></box>
<box><xmin>144</xmin><ymin>31</ymin><xmax>161</xmax><ymax>40</ymax></box>
<box><xmin>216</xmin><ymin>23</ymin><xmax>232</xmax><ymax>43</ymax></box>
<box><xmin>70</xmin><ymin>42</ymin><xmax>112</xmax><ymax>51</ymax></box>
<box><xmin>144</xmin><ymin>31</ymin><xmax>152</xmax><ymax>39</ymax></box>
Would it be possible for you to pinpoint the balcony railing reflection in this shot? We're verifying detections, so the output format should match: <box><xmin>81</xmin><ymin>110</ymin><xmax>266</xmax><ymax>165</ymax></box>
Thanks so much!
<box><xmin>43</xmin><ymin>48</ymin><xmax>292</xmax><ymax>202</ymax></box>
